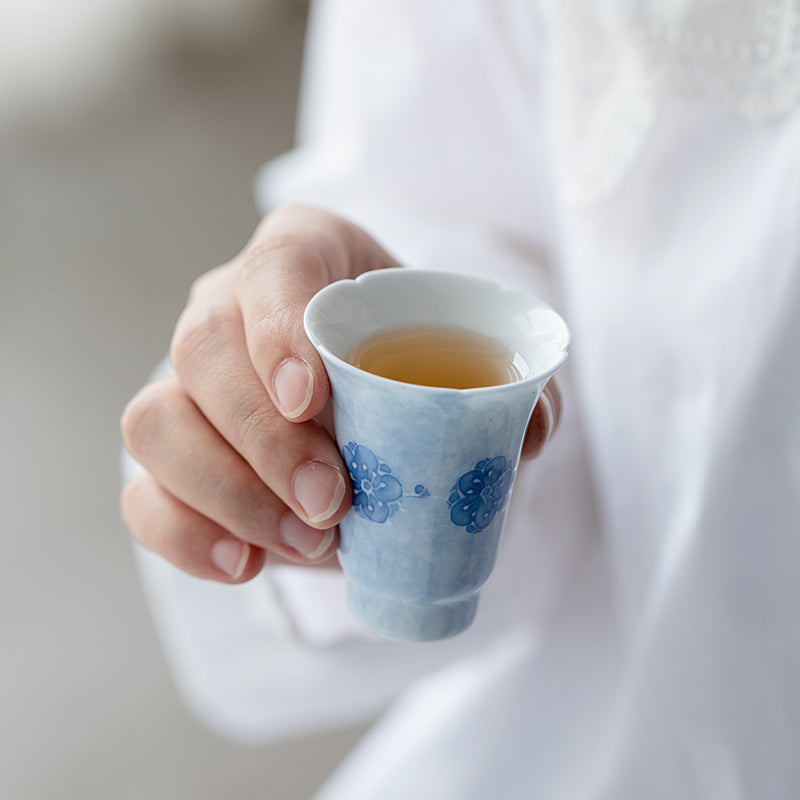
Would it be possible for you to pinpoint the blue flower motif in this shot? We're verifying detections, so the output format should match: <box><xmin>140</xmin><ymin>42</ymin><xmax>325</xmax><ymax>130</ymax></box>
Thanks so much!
<box><xmin>448</xmin><ymin>456</ymin><xmax>513</xmax><ymax>533</ymax></box>
<box><xmin>342</xmin><ymin>442</ymin><xmax>403</xmax><ymax>523</ymax></box>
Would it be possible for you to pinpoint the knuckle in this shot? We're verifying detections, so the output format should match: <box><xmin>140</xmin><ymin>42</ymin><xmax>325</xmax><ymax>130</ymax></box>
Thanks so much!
<box><xmin>239</xmin><ymin>233</ymin><xmax>309</xmax><ymax>283</ymax></box>
<box><xmin>120</xmin><ymin>473</ymin><xmax>192</xmax><ymax>557</ymax></box>
<box><xmin>236</xmin><ymin>403</ymin><xmax>276</xmax><ymax>455</ymax></box>
<box><xmin>239</xmin><ymin>219</ymin><xmax>331</xmax><ymax>289</ymax></box>
<box><xmin>169</xmin><ymin>302</ymin><xmax>238</xmax><ymax>373</ymax></box>
<box><xmin>269</xmin><ymin>202</ymin><xmax>307</xmax><ymax>221</ymax></box>
<box><xmin>118</xmin><ymin>479</ymin><xmax>138</xmax><ymax>530</ymax></box>
<box><xmin>120</xmin><ymin>380</ymin><xmax>175</xmax><ymax>457</ymax></box>
<box><xmin>256</xmin><ymin>296</ymin><xmax>296</xmax><ymax>356</ymax></box>
<box><xmin>187</xmin><ymin>262</ymin><xmax>236</xmax><ymax>303</ymax></box>
<box><xmin>119</xmin><ymin>474</ymin><xmax>150</xmax><ymax>540</ymax></box>
<box><xmin>207</xmin><ymin>469</ymin><xmax>262</xmax><ymax>530</ymax></box>
<box><xmin>187</xmin><ymin>271</ymin><xmax>215</xmax><ymax>304</ymax></box>
<box><xmin>258</xmin><ymin>204</ymin><xmax>314</xmax><ymax>240</ymax></box>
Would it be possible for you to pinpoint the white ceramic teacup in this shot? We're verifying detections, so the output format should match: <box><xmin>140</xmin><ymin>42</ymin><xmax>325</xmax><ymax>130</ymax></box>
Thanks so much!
<box><xmin>304</xmin><ymin>269</ymin><xmax>569</xmax><ymax>642</ymax></box>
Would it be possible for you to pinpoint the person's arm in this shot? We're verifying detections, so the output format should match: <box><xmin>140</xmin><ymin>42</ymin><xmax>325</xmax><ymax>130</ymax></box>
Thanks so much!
<box><xmin>122</xmin><ymin>1</ymin><xmax>573</xmax><ymax>743</ymax></box>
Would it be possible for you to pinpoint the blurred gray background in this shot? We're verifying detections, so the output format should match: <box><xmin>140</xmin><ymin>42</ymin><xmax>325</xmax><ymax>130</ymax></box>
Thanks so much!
<box><xmin>0</xmin><ymin>1</ymin><xmax>369</xmax><ymax>797</ymax></box>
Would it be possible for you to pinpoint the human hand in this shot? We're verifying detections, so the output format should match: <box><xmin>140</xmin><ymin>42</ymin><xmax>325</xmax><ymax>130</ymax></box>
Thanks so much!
<box><xmin>121</xmin><ymin>205</ymin><xmax>561</xmax><ymax>583</ymax></box>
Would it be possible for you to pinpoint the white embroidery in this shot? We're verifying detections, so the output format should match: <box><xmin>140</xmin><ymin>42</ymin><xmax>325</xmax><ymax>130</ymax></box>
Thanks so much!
<box><xmin>639</xmin><ymin>0</ymin><xmax>800</xmax><ymax>122</ymax></box>
<box><xmin>541</xmin><ymin>0</ymin><xmax>800</xmax><ymax>208</ymax></box>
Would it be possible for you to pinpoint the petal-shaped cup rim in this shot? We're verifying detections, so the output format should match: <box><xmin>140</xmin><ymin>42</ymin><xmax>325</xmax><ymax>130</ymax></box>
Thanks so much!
<box><xmin>304</xmin><ymin>268</ymin><xmax>570</xmax><ymax>395</ymax></box>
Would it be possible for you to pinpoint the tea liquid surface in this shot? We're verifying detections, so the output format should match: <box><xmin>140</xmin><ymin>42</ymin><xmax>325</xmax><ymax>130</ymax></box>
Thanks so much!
<box><xmin>350</xmin><ymin>325</ymin><xmax>522</xmax><ymax>389</ymax></box>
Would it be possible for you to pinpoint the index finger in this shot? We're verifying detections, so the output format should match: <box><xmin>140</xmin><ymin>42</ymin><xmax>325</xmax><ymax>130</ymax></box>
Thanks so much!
<box><xmin>235</xmin><ymin>205</ymin><xmax>401</xmax><ymax>422</ymax></box>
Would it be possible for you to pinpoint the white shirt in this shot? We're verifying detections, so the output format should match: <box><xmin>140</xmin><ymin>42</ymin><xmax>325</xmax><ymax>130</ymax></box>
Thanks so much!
<box><xmin>131</xmin><ymin>1</ymin><xmax>800</xmax><ymax>797</ymax></box>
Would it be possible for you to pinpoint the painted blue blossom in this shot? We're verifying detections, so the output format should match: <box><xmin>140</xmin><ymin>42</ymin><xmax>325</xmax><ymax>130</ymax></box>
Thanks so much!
<box><xmin>342</xmin><ymin>442</ymin><xmax>403</xmax><ymax>523</ymax></box>
<box><xmin>448</xmin><ymin>456</ymin><xmax>513</xmax><ymax>533</ymax></box>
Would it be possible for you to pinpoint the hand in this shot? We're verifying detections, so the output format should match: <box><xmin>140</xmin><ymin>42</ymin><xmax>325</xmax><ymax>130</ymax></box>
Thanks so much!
<box><xmin>121</xmin><ymin>205</ymin><xmax>561</xmax><ymax>583</ymax></box>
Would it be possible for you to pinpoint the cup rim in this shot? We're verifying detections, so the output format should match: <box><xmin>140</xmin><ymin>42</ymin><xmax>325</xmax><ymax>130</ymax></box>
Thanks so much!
<box><xmin>304</xmin><ymin>268</ymin><xmax>570</xmax><ymax>395</ymax></box>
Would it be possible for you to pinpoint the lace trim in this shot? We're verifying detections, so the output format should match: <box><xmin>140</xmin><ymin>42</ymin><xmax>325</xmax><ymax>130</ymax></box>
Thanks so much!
<box><xmin>639</xmin><ymin>0</ymin><xmax>800</xmax><ymax>122</ymax></box>
<box><xmin>542</xmin><ymin>0</ymin><xmax>800</xmax><ymax>208</ymax></box>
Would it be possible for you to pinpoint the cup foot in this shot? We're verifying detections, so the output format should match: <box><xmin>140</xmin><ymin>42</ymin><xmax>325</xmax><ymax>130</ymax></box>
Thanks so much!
<box><xmin>346</xmin><ymin>581</ymin><xmax>479</xmax><ymax>642</ymax></box>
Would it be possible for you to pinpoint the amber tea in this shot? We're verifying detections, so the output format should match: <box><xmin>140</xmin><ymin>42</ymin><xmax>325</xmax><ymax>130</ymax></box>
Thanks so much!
<box><xmin>350</xmin><ymin>325</ymin><xmax>523</xmax><ymax>389</ymax></box>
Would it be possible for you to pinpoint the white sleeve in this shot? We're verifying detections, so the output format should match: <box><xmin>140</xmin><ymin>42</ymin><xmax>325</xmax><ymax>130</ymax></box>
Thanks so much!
<box><xmin>129</xmin><ymin>430</ymin><xmax>594</xmax><ymax>745</ymax></box>
<box><xmin>130</xmin><ymin>0</ymin><xmax>592</xmax><ymax>744</ymax></box>
<box><xmin>257</xmin><ymin>0</ymin><xmax>556</xmax><ymax>294</ymax></box>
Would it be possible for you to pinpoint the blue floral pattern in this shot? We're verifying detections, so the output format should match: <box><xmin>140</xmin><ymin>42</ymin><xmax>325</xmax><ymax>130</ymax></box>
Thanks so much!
<box><xmin>342</xmin><ymin>442</ymin><xmax>404</xmax><ymax>523</ymax></box>
<box><xmin>448</xmin><ymin>456</ymin><xmax>513</xmax><ymax>533</ymax></box>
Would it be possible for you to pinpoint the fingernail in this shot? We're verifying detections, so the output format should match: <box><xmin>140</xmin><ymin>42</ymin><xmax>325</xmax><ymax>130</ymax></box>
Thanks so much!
<box><xmin>210</xmin><ymin>537</ymin><xmax>250</xmax><ymax>579</ymax></box>
<box><xmin>279</xmin><ymin>513</ymin><xmax>336</xmax><ymax>560</ymax></box>
<box><xmin>293</xmin><ymin>461</ymin><xmax>346</xmax><ymax>524</ymax></box>
<box><xmin>273</xmin><ymin>358</ymin><xmax>313</xmax><ymax>418</ymax></box>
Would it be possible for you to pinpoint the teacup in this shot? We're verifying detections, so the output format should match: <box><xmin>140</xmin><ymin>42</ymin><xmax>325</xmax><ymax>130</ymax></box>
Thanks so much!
<box><xmin>304</xmin><ymin>268</ymin><xmax>569</xmax><ymax>641</ymax></box>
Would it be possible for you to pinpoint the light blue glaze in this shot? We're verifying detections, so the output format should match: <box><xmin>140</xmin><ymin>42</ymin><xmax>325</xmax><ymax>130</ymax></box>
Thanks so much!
<box><xmin>305</xmin><ymin>270</ymin><xmax>569</xmax><ymax>642</ymax></box>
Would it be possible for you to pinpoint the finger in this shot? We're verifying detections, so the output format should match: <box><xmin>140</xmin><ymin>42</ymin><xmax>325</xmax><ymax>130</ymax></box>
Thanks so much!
<box><xmin>520</xmin><ymin>379</ymin><xmax>562</xmax><ymax>461</ymax></box>
<box><xmin>121</xmin><ymin>375</ymin><xmax>338</xmax><ymax>563</ymax></box>
<box><xmin>121</xmin><ymin>472</ymin><xmax>266</xmax><ymax>582</ymax></box>
<box><xmin>170</xmin><ymin>264</ymin><xmax>351</xmax><ymax>529</ymax></box>
<box><xmin>235</xmin><ymin>205</ymin><xmax>401</xmax><ymax>422</ymax></box>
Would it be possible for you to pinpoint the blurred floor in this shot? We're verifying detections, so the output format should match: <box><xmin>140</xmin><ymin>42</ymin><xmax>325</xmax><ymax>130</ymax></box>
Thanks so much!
<box><xmin>0</xmin><ymin>3</ymin><xmax>368</xmax><ymax>798</ymax></box>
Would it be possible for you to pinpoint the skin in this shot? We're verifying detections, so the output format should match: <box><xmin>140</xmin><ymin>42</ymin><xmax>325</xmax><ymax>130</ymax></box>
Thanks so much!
<box><xmin>120</xmin><ymin>205</ymin><xmax>562</xmax><ymax>583</ymax></box>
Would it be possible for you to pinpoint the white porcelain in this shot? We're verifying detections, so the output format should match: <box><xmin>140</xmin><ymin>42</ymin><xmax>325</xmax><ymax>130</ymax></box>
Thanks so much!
<box><xmin>304</xmin><ymin>269</ymin><xmax>570</xmax><ymax>641</ymax></box>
